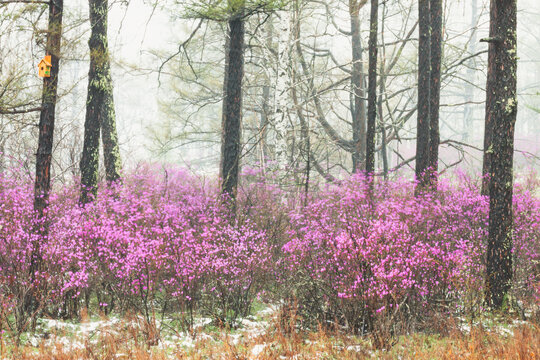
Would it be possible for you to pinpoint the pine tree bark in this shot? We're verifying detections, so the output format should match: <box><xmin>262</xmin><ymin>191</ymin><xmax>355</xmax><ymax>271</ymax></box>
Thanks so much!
<box><xmin>365</xmin><ymin>0</ymin><xmax>378</xmax><ymax>176</ymax></box>
<box><xmin>220</xmin><ymin>17</ymin><xmax>245</xmax><ymax>202</ymax></box>
<box><xmin>415</xmin><ymin>0</ymin><xmax>431</xmax><ymax>189</ymax></box>
<box><xmin>34</xmin><ymin>0</ymin><xmax>63</xmax><ymax>217</ymax></box>
<box><xmin>428</xmin><ymin>0</ymin><xmax>442</xmax><ymax>185</ymax></box>
<box><xmin>80</xmin><ymin>0</ymin><xmax>120</xmax><ymax>204</ymax></box>
<box><xmin>31</xmin><ymin>0</ymin><xmax>63</xmax><ymax>302</ymax></box>
<box><xmin>101</xmin><ymin>91</ymin><xmax>121</xmax><ymax>183</ymax></box>
<box><xmin>484</xmin><ymin>0</ymin><xmax>517</xmax><ymax>309</ymax></box>
<box><xmin>97</xmin><ymin>0</ymin><xmax>121</xmax><ymax>184</ymax></box>
<box><xmin>481</xmin><ymin>0</ymin><xmax>498</xmax><ymax>197</ymax></box>
<box><xmin>378</xmin><ymin>1</ymin><xmax>388</xmax><ymax>180</ymax></box>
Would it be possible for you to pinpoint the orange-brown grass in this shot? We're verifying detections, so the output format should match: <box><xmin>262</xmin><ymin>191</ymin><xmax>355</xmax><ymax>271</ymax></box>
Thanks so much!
<box><xmin>4</xmin><ymin>315</ymin><xmax>539</xmax><ymax>359</ymax></box>
<box><xmin>383</xmin><ymin>323</ymin><xmax>540</xmax><ymax>360</ymax></box>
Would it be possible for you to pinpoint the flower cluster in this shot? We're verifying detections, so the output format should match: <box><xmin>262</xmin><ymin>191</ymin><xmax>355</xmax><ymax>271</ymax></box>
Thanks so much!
<box><xmin>0</xmin><ymin>166</ymin><xmax>538</xmax><ymax>333</ymax></box>
<box><xmin>282</xmin><ymin>173</ymin><xmax>538</xmax><ymax>329</ymax></box>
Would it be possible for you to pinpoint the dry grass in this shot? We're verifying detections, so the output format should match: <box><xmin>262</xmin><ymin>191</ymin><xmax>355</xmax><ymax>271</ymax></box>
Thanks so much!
<box><xmin>2</xmin><ymin>313</ymin><xmax>539</xmax><ymax>359</ymax></box>
<box><xmin>384</xmin><ymin>323</ymin><xmax>539</xmax><ymax>360</ymax></box>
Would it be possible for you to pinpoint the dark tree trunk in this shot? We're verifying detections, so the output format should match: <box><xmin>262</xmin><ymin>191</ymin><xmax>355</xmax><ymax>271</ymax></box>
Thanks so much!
<box><xmin>378</xmin><ymin>81</ymin><xmax>388</xmax><ymax>179</ymax></box>
<box><xmin>101</xmin><ymin>91</ymin><xmax>121</xmax><ymax>183</ymax></box>
<box><xmin>415</xmin><ymin>0</ymin><xmax>431</xmax><ymax>189</ymax></box>
<box><xmin>481</xmin><ymin>0</ymin><xmax>497</xmax><ymax>197</ymax></box>
<box><xmin>350</xmin><ymin>6</ymin><xmax>367</xmax><ymax>173</ymax></box>
<box><xmin>80</xmin><ymin>0</ymin><xmax>120</xmax><ymax>204</ymax></box>
<box><xmin>97</xmin><ymin>0</ymin><xmax>121</xmax><ymax>184</ymax></box>
<box><xmin>380</xmin><ymin>118</ymin><xmax>388</xmax><ymax>179</ymax></box>
<box><xmin>220</xmin><ymin>26</ymin><xmax>230</xmax><ymax>166</ymax></box>
<box><xmin>34</xmin><ymin>0</ymin><xmax>63</xmax><ymax>217</ymax></box>
<box><xmin>365</xmin><ymin>0</ymin><xmax>378</xmax><ymax>176</ymax></box>
<box><xmin>220</xmin><ymin>18</ymin><xmax>245</xmax><ymax>202</ymax></box>
<box><xmin>80</xmin><ymin>0</ymin><xmax>102</xmax><ymax>203</ymax></box>
<box><xmin>378</xmin><ymin>0</ymin><xmax>388</xmax><ymax>180</ymax></box>
<box><xmin>484</xmin><ymin>0</ymin><xmax>517</xmax><ymax>309</ymax></box>
<box><xmin>428</xmin><ymin>0</ymin><xmax>442</xmax><ymax>186</ymax></box>
<box><xmin>0</xmin><ymin>142</ymin><xmax>4</xmax><ymax>174</ymax></box>
<box><xmin>31</xmin><ymin>0</ymin><xmax>63</xmax><ymax>299</ymax></box>
<box><xmin>481</xmin><ymin>102</ymin><xmax>493</xmax><ymax>196</ymax></box>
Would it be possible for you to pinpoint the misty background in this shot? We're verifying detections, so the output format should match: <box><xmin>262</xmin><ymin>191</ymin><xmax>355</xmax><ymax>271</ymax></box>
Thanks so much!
<box><xmin>1</xmin><ymin>0</ymin><xmax>538</xmax><ymax>182</ymax></box>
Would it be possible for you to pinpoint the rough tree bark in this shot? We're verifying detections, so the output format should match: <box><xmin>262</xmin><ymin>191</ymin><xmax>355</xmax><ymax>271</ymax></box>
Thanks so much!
<box><xmin>415</xmin><ymin>0</ymin><xmax>431</xmax><ymax>189</ymax></box>
<box><xmin>350</xmin><ymin>0</ymin><xmax>368</xmax><ymax>173</ymax></box>
<box><xmin>34</xmin><ymin>0</ymin><xmax>63</xmax><ymax>217</ymax></box>
<box><xmin>365</xmin><ymin>0</ymin><xmax>378</xmax><ymax>176</ymax></box>
<box><xmin>428</xmin><ymin>0</ymin><xmax>442</xmax><ymax>185</ymax></box>
<box><xmin>378</xmin><ymin>0</ymin><xmax>388</xmax><ymax>180</ymax></box>
<box><xmin>98</xmin><ymin>0</ymin><xmax>121</xmax><ymax>184</ymax></box>
<box><xmin>80</xmin><ymin>0</ymin><xmax>120</xmax><ymax>204</ymax></box>
<box><xmin>220</xmin><ymin>17</ymin><xmax>245</xmax><ymax>202</ymax></box>
<box><xmin>30</xmin><ymin>0</ymin><xmax>63</xmax><ymax>302</ymax></box>
<box><xmin>481</xmin><ymin>0</ymin><xmax>497</xmax><ymax>197</ymax></box>
<box><xmin>484</xmin><ymin>0</ymin><xmax>517</xmax><ymax>309</ymax></box>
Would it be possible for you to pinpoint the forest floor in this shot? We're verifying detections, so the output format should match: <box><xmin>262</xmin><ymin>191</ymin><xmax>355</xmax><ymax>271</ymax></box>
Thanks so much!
<box><xmin>2</xmin><ymin>304</ymin><xmax>539</xmax><ymax>359</ymax></box>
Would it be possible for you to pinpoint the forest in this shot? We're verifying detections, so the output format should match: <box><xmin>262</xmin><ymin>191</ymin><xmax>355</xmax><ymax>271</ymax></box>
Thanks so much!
<box><xmin>0</xmin><ymin>0</ymin><xmax>539</xmax><ymax>358</ymax></box>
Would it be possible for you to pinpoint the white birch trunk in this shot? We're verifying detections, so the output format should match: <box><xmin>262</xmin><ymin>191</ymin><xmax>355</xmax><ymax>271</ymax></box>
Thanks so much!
<box><xmin>273</xmin><ymin>8</ymin><xmax>292</xmax><ymax>172</ymax></box>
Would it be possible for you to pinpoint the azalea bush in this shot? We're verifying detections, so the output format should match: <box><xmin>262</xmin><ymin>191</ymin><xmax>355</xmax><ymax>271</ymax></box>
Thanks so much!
<box><xmin>0</xmin><ymin>166</ymin><xmax>538</xmax><ymax>340</ymax></box>
<box><xmin>46</xmin><ymin>166</ymin><xmax>273</xmax><ymax>328</ymax></box>
<box><xmin>0</xmin><ymin>174</ymin><xmax>51</xmax><ymax>336</ymax></box>
<box><xmin>512</xmin><ymin>174</ymin><xmax>540</xmax><ymax>310</ymax></box>
<box><xmin>281</xmin><ymin>173</ymin><xmax>539</xmax><ymax>334</ymax></box>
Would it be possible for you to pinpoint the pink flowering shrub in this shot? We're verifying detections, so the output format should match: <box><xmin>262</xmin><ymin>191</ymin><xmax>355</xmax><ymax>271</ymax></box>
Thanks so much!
<box><xmin>45</xmin><ymin>166</ymin><xmax>272</xmax><ymax>328</ymax></box>
<box><xmin>0</xmin><ymin>174</ymin><xmax>53</xmax><ymax>334</ymax></box>
<box><xmin>512</xmin><ymin>174</ymin><xmax>540</xmax><ymax>307</ymax></box>
<box><xmin>281</xmin><ymin>173</ymin><xmax>537</xmax><ymax>332</ymax></box>
<box><xmin>0</xmin><ymin>166</ymin><xmax>538</xmax><ymax>337</ymax></box>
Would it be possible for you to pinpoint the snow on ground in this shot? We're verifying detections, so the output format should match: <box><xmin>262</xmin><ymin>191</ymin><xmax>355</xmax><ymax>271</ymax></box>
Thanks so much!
<box><xmin>20</xmin><ymin>305</ymin><xmax>278</xmax><ymax>355</ymax></box>
<box><xmin>457</xmin><ymin>315</ymin><xmax>531</xmax><ymax>336</ymax></box>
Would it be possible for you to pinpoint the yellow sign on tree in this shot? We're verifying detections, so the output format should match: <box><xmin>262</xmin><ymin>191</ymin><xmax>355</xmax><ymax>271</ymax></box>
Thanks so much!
<box><xmin>38</xmin><ymin>55</ymin><xmax>52</xmax><ymax>78</ymax></box>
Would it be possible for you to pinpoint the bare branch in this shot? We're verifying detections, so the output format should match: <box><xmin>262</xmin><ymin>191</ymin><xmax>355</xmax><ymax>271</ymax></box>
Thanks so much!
<box><xmin>0</xmin><ymin>107</ymin><xmax>42</xmax><ymax>115</ymax></box>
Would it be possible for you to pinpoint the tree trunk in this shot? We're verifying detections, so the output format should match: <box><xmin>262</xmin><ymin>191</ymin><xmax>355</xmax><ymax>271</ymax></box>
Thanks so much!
<box><xmin>415</xmin><ymin>0</ymin><xmax>431</xmax><ymax>189</ymax></box>
<box><xmin>220</xmin><ymin>18</ymin><xmax>245</xmax><ymax>202</ymax></box>
<box><xmin>220</xmin><ymin>26</ymin><xmax>230</xmax><ymax>182</ymax></box>
<box><xmin>34</xmin><ymin>0</ymin><xmax>63</xmax><ymax>217</ymax></box>
<box><xmin>101</xmin><ymin>90</ymin><xmax>121</xmax><ymax>184</ymax></box>
<box><xmin>0</xmin><ymin>141</ymin><xmax>4</xmax><ymax>174</ymax></box>
<box><xmin>350</xmin><ymin>3</ymin><xmax>367</xmax><ymax>173</ymax></box>
<box><xmin>463</xmin><ymin>0</ymin><xmax>478</xmax><ymax>143</ymax></box>
<box><xmin>274</xmin><ymin>9</ymin><xmax>291</xmax><ymax>172</ymax></box>
<box><xmin>484</xmin><ymin>0</ymin><xmax>517</xmax><ymax>309</ymax></box>
<box><xmin>379</xmin><ymin>0</ymin><xmax>388</xmax><ymax>180</ymax></box>
<box><xmin>81</xmin><ymin>0</ymin><xmax>120</xmax><ymax>204</ymax></box>
<box><xmin>260</xmin><ymin>83</ymin><xmax>270</xmax><ymax>170</ymax></box>
<box><xmin>259</xmin><ymin>20</ymin><xmax>273</xmax><ymax>172</ymax></box>
<box><xmin>96</xmin><ymin>0</ymin><xmax>121</xmax><ymax>184</ymax></box>
<box><xmin>31</xmin><ymin>0</ymin><xmax>63</xmax><ymax>301</ymax></box>
<box><xmin>428</xmin><ymin>0</ymin><xmax>442</xmax><ymax>186</ymax></box>
<box><xmin>365</xmin><ymin>0</ymin><xmax>378</xmax><ymax>176</ymax></box>
<box><xmin>481</xmin><ymin>0</ymin><xmax>497</xmax><ymax>197</ymax></box>
<box><xmin>80</xmin><ymin>0</ymin><xmax>103</xmax><ymax>204</ymax></box>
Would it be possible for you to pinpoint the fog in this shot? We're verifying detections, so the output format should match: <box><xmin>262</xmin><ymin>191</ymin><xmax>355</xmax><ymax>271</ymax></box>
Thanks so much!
<box><xmin>1</xmin><ymin>0</ymin><xmax>538</xmax><ymax>181</ymax></box>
